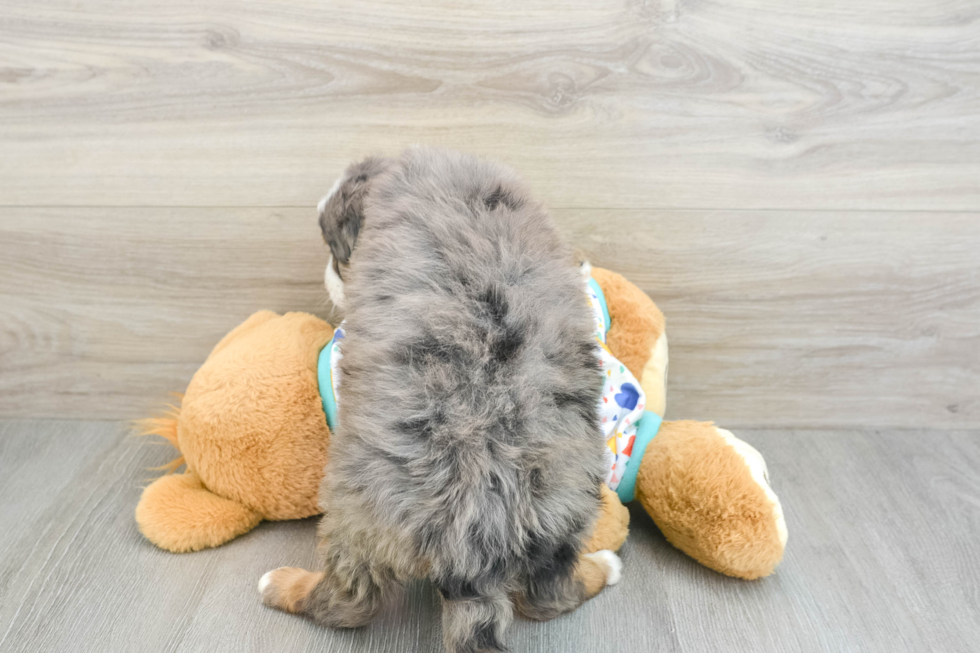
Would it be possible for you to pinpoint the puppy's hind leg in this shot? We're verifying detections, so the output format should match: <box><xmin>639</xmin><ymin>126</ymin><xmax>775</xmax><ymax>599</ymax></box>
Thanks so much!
<box><xmin>259</xmin><ymin>567</ymin><xmax>323</xmax><ymax>614</ymax></box>
<box><xmin>259</xmin><ymin>542</ymin><xmax>396</xmax><ymax>628</ymax></box>
<box><xmin>514</xmin><ymin>547</ymin><xmax>622</xmax><ymax>622</ymax></box>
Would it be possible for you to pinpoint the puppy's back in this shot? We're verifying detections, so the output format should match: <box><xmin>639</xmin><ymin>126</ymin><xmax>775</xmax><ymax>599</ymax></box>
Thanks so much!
<box><xmin>323</xmin><ymin>149</ymin><xmax>609</xmax><ymax>651</ymax></box>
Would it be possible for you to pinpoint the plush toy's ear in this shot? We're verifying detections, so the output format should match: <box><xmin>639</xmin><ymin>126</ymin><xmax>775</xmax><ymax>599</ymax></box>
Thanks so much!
<box><xmin>135</xmin><ymin>470</ymin><xmax>262</xmax><ymax>553</ymax></box>
<box><xmin>636</xmin><ymin>421</ymin><xmax>787</xmax><ymax>580</ymax></box>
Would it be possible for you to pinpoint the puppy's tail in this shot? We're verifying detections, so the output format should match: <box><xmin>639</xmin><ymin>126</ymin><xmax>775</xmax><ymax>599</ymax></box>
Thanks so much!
<box><xmin>437</xmin><ymin>579</ymin><xmax>512</xmax><ymax>653</ymax></box>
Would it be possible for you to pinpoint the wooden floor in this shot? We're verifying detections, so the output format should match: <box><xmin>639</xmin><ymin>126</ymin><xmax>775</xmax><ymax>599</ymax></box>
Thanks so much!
<box><xmin>0</xmin><ymin>420</ymin><xmax>977</xmax><ymax>653</ymax></box>
<box><xmin>1</xmin><ymin>0</ymin><xmax>979</xmax><ymax>651</ymax></box>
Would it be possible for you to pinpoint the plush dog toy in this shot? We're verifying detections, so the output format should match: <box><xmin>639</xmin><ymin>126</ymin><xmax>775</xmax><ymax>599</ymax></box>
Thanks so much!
<box><xmin>136</xmin><ymin>268</ymin><xmax>787</xmax><ymax>580</ymax></box>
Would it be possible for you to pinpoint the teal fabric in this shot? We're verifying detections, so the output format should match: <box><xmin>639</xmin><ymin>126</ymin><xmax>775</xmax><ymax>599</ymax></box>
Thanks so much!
<box><xmin>615</xmin><ymin>410</ymin><xmax>662</xmax><ymax>503</ymax></box>
<box><xmin>588</xmin><ymin>277</ymin><xmax>611</xmax><ymax>338</ymax></box>
<box><xmin>318</xmin><ymin>341</ymin><xmax>339</xmax><ymax>433</ymax></box>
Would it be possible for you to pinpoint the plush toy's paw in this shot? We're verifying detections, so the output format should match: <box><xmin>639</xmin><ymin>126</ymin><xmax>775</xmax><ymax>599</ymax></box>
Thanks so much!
<box><xmin>135</xmin><ymin>471</ymin><xmax>262</xmax><ymax>553</ymax></box>
<box><xmin>259</xmin><ymin>567</ymin><xmax>324</xmax><ymax>614</ymax></box>
<box><xmin>584</xmin><ymin>550</ymin><xmax>623</xmax><ymax>586</ymax></box>
<box><xmin>715</xmin><ymin>428</ymin><xmax>788</xmax><ymax>549</ymax></box>
<box><xmin>637</xmin><ymin>421</ymin><xmax>788</xmax><ymax>580</ymax></box>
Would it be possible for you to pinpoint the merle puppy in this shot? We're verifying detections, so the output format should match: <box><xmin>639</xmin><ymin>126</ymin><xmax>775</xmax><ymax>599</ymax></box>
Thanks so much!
<box><xmin>259</xmin><ymin>148</ymin><xmax>620</xmax><ymax>653</ymax></box>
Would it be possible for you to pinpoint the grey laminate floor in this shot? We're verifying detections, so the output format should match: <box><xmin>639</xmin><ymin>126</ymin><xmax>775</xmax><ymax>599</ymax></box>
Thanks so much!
<box><xmin>1</xmin><ymin>419</ymin><xmax>976</xmax><ymax>653</ymax></box>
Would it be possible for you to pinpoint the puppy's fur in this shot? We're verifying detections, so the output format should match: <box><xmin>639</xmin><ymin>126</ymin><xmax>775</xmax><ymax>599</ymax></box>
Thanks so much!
<box><xmin>262</xmin><ymin>148</ymin><xmax>619</xmax><ymax>653</ymax></box>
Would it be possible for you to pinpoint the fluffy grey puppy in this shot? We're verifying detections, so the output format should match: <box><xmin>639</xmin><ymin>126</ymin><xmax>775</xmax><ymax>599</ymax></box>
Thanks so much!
<box><xmin>260</xmin><ymin>148</ymin><xmax>621</xmax><ymax>653</ymax></box>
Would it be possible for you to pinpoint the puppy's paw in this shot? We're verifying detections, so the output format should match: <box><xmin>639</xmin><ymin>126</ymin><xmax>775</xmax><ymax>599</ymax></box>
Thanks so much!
<box><xmin>259</xmin><ymin>566</ymin><xmax>324</xmax><ymax>613</ymax></box>
<box><xmin>585</xmin><ymin>549</ymin><xmax>623</xmax><ymax>586</ymax></box>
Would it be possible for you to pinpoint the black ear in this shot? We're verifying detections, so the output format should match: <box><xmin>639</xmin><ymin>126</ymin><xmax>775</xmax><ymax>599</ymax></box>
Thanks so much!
<box><xmin>328</xmin><ymin>201</ymin><xmax>362</xmax><ymax>265</ymax></box>
<box><xmin>319</xmin><ymin>156</ymin><xmax>393</xmax><ymax>265</ymax></box>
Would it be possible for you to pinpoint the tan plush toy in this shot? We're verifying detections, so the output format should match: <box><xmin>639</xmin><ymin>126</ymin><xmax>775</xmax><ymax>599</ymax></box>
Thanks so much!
<box><xmin>135</xmin><ymin>311</ymin><xmax>334</xmax><ymax>553</ymax></box>
<box><xmin>136</xmin><ymin>268</ymin><xmax>786</xmax><ymax>580</ymax></box>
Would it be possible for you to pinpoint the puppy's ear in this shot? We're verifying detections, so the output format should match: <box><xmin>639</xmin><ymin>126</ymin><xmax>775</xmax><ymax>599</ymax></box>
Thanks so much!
<box><xmin>318</xmin><ymin>156</ymin><xmax>393</xmax><ymax>266</ymax></box>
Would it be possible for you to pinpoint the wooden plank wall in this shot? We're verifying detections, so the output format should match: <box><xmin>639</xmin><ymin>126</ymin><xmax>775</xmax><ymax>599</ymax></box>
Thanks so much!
<box><xmin>1</xmin><ymin>0</ymin><xmax>978</xmax><ymax>427</ymax></box>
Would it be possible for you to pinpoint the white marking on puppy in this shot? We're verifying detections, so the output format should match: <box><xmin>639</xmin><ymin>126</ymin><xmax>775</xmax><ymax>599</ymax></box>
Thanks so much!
<box><xmin>317</xmin><ymin>176</ymin><xmax>342</xmax><ymax>217</ymax></box>
<box><xmin>324</xmin><ymin>255</ymin><xmax>346</xmax><ymax>310</ymax></box>
<box><xmin>586</xmin><ymin>549</ymin><xmax>623</xmax><ymax>586</ymax></box>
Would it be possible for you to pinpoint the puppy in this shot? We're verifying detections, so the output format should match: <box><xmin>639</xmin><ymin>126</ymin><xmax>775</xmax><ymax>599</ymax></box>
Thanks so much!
<box><xmin>261</xmin><ymin>148</ymin><xmax>620</xmax><ymax>653</ymax></box>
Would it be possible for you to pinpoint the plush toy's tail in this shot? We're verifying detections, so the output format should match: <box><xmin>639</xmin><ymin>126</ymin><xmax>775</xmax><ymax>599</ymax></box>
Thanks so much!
<box><xmin>134</xmin><ymin>402</ymin><xmax>185</xmax><ymax>474</ymax></box>
<box><xmin>134</xmin><ymin>402</ymin><xmax>262</xmax><ymax>552</ymax></box>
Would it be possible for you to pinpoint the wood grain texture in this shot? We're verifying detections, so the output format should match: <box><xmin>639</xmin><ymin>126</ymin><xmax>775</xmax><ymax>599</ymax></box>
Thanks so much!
<box><xmin>1</xmin><ymin>0</ymin><xmax>978</xmax><ymax>209</ymax></box>
<box><xmin>2</xmin><ymin>208</ymin><xmax>978</xmax><ymax>428</ymax></box>
<box><xmin>1</xmin><ymin>419</ymin><xmax>978</xmax><ymax>652</ymax></box>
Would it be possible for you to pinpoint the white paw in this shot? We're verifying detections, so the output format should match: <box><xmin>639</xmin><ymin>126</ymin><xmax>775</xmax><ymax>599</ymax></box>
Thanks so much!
<box><xmin>258</xmin><ymin>570</ymin><xmax>275</xmax><ymax>594</ymax></box>
<box><xmin>587</xmin><ymin>549</ymin><xmax>622</xmax><ymax>586</ymax></box>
